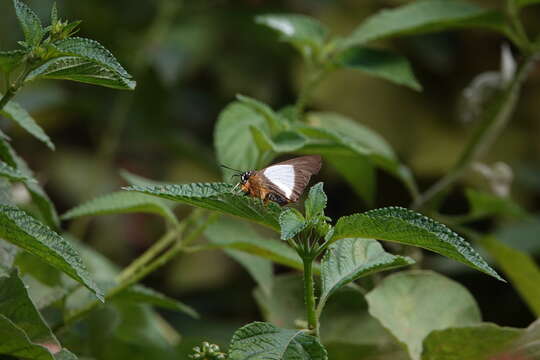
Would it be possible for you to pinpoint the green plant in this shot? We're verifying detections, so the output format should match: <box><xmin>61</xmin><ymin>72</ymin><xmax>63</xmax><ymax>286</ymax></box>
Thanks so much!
<box><xmin>1</xmin><ymin>0</ymin><xmax>540</xmax><ymax>359</ymax></box>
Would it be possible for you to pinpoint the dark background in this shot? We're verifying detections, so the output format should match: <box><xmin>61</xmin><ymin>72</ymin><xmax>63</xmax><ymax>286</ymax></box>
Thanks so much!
<box><xmin>1</xmin><ymin>0</ymin><xmax>539</xmax><ymax>346</ymax></box>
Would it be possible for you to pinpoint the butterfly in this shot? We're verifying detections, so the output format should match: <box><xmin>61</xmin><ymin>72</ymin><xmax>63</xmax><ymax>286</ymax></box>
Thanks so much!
<box><xmin>223</xmin><ymin>155</ymin><xmax>322</xmax><ymax>206</ymax></box>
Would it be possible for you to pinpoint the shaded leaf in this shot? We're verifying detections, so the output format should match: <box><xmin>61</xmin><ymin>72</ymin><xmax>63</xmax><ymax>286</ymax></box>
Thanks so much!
<box><xmin>279</xmin><ymin>208</ymin><xmax>307</xmax><ymax>241</ymax></box>
<box><xmin>54</xmin><ymin>349</ymin><xmax>78</xmax><ymax>360</ymax></box>
<box><xmin>344</xmin><ymin>0</ymin><xmax>508</xmax><ymax>48</ymax></box>
<box><xmin>125</xmin><ymin>183</ymin><xmax>283</xmax><ymax>230</ymax></box>
<box><xmin>225</xmin><ymin>248</ymin><xmax>273</xmax><ymax>296</ymax></box>
<box><xmin>13</xmin><ymin>0</ymin><xmax>43</xmax><ymax>47</ymax></box>
<box><xmin>0</xmin><ymin>96</ymin><xmax>54</xmax><ymax>149</ymax></box>
<box><xmin>0</xmin><ymin>204</ymin><xmax>103</xmax><ymax>300</ymax></box>
<box><xmin>229</xmin><ymin>322</ymin><xmax>327</xmax><ymax>360</ymax></box>
<box><xmin>0</xmin><ymin>160</ymin><xmax>30</xmax><ymax>182</ymax></box>
<box><xmin>422</xmin><ymin>323</ymin><xmax>522</xmax><ymax>360</ymax></box>
<box><xmin>465</xmin><ymin>188</ymin><xmax>526</xmax><ymax>219</ymax></box>
<box><xmin>516</xmin><ymin>0</ymin><xmax>540</xmax><ymax>8</ymax></box>
<box><xmin>61</xmin><ymin>191</ymin><xmax>178</xmax><ymax>224</ymax></box>
<box><xmin>480</xmin><ymin>236</ymin><xmax>540</xmax><ymax>316</ymax></box>
<box><xmin>0</xmin><ymin>49</ymin><xmax>25</xmax><ymax>73</ymax></box>
<box><xmin>0</xmin><ymin>314</ymin><xmax>55</xmax><ymax>360</ymax></box>
<box><xmin>27</xmin><ymin>56</ymin><xmax>136</xmax><ymax>90</ymax></box>
<box><xmin>332</xmin><ymin>206</ymin><xmax>503</xmax><ymax>281</ymax></box>
<box><xmin>205</xmin><ymin>216</ymin><xmax>302</xmax><ymax>271</ymax></box>
<box><xmin>336</xmin><ymin>46</ymin><xmax>421</xmax><ymax>90</ymax></box>
<box><xmin>305</xmin><ymin>182</ymin><xmax>326</xmax><ymax>220</ymax></box>
<box><xmin>319</xmin><ymin>238</ymin><xmax>414</xmax><ymax>311</ymax></box>
<box><xmin>238</xmin><ymin>94</ymin><xmax>284</xmax><ymax>134</ymax></box>
<box><xmin>366</xmin><ymin>270</ymin><xmax>482</xmax><ymax>360</ymax></box>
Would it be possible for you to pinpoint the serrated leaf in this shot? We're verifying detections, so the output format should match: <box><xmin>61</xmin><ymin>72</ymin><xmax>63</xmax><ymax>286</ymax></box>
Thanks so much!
<box><xmin>279</xmin><ymin>208</ymin><xmax>307</xmax><ymax>241</ymax></box>
<box><xmin>366</xmin><ymin>270</ymin><xmax>482</xmax><ymax>360</ymax></box>
<box><xmin>0</xmin><ymin>314</ymin><xmax>55</xmax><ymax>360</ymax></box>
<box><xmin>255</xmin><ymin>14</ymin><xmax>328</xmax><ymax>55</ymax></box>
<box><xmin>344</xmin><ymin>0</ymin><xmax>508</xmax><ymax>48</ymax></box>
<box><xmin>27</xmin><ymin>56</ymin><xmax>136</xmax><ymax>90</ymax></box>
<box><xmin>336</xmin><ymin>46</ymin><xmax>421</xmax><ymax>90</ymax></box>
<box><xmin>0</xmin><ymin>49</ymin><xmax>25</xmax><ymax>73</ymax></box>
<box><xmin>13</xmin><ymin>0</ymin><xmax>44</xmax><ymax>47</ymax></box>
<box><xmin>465</xmin><ymin>188</ymin><xmax>526</xmax><ymax>219</ymax></box>
<box><xmin>205</xmin><ymin>216</ymin><xmax>302</xmax><ymax>271</ymax></box>
<box><xmin>54</xmin><ymin>37</ymin><xmax>131</xmax><ymax>78</ymax></box>
<box><xmin>319</xmin><ymin>238</ymin><xmax>414</xmax><ymax>312</ymax></box>
<box><xmin>305</xmin><ymin>182</ymin><xmax>326</xmax><ymax>220</ymax></box>
<box><xmin>421</xmin><ymin>323</ymin><xmax>522</xmax><ymax>360</ymax></box>
<box><xmin>0</xmin><ymin>139</ymin><xmax>59</xmax><ymax>228</ymax></box>
<box><xmin>0</xmin><ymin>204</ymin><xmax>103</xmax><ymax>300</ymax></box>
<box><xmin>0</xmin><ymin>96</ymin><xmax>54</xmax><ymax>149</ymax></box>
<box><xmin>332</xmin><ymin>206</ymin><xmax>503</xmax><ymax>281</ymax></box>
<box><xmin>0</xmin><ymin>269</ymin><xmax>59</xmax><ymax>346</ymax></box>
<box><xmin>61</xmin><ymin>191</ymin><xmax>178</xmax><ymax>224</ymax></box>
<box><xmin>115</xmin><ymin>284</ymin><xmax>198</xmax><ymax>319</ymax></box>
<box><xmin>125</xmin><ymin>183</ymin><xmax>283</xmax><ymax>230</ymax></box>
<box><xmin>0</xmin><ymin>160</ymin><xmax>29</xmax><ymax>182</ymax></box>
<box><xmin>480</xmin><ymin>236</ymin><xmax>540</xmax><ymax>316</ymax></box>
<box><xmin>229</xmin><ymin>322</ymin><xmax>327</xmax><ymax>360</ymax></box>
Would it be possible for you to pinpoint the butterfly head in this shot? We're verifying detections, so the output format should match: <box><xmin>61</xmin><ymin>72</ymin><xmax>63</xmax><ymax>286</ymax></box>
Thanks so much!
<box><xmin>240</xmin><ymin>171</ymin><xmax>254</xmax><ymax>185</ymax></box>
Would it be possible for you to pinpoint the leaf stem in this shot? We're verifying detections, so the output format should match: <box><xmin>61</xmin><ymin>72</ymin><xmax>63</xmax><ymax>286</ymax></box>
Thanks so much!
<box><xmin>412</xmin><ymin>55</ymin><xmax>537</xmax><ymax>210</ymax></box>
<box><xmin>302</xmin><ymin>255</ymin><xmax>319</xmax><ymax>337</ymax></box>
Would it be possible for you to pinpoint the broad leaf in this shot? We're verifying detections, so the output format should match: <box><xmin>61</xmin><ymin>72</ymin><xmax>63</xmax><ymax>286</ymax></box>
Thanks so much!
<box><xmin>332</xmin><ymin>206</ymin><xmax>503</xmax><ymax>281</ymax></box>
<box><xmin>125</xmin><ymin>183</ymin><xmax>283</xmax><ymax>230</ymax></box>
<box><xmin>505</xmin><ymin>319</ymin><xmax>540</xmax><ymax>358</ymax></box>
<box><xmin>0</xmin><ymin>49</ymin><xmax>25</xmax><ymax>73</ymax></box>
<box><xmin>480</xmin><ymin>236</ymin><xmax>540</xmax><ymax>316</ymax></box>
<box><xmin>61</xmin><ymin>191</ymin><xmax>178</xmax><ymax>224</ymax></box>
<box><xmin>422</xmin><ymin>323</ymin><xmax>522</xmax><ymax>360</ymax></box>
<box><xmin>279</xmin><ymin>208</ymin><xmax>306</xmax><ymax>241</ymax></box>
<box><xmin>366</xmin><ymin>270</ymin><xmax>482</xmax><ymax>360</ymax></box>
<box><xmin>115</xmin><ymin>284</ymin><xmax>198</xmax><ymax>318</ymax></box>
<box><xmin>319</xmin><ymin>238</ymin><xmax>414</xmax><ymax>311</ymax></box>
<box><xmin>27</xmin><ymin>56</ymin><xmax>136</xmax><ymax>90</ymax></box>
<box><xmin>336</xmin><ymin>46</ymin><xmax>421</xmax><ymax>90</ymax></box>
<box><xmin>0</xmin><ymin>315</ymin><xmax>55</xmax><ymax>360</ymax></box>
<box><xmin>305</xmin><ymin>182</ymin><xmax>326</xmax><ymax>220</ymax></box>
<box><xmin>255</xmin><ymin>14</ymin><xmax>328</xmax><ymax>55</ymax></box>
<box><xmin>238</xmin><ymin>94</ymin><xmax>284</xmax><ymax>135</ymax></box>
<box><xmin>465</xmin><ymin>188</ymin><xmax>526</xmax><ymax>219</ymax></box>
<box><xmin>0</xmin><ymin>204</ymin><xmax>103</xmax><ymax>300</ymax></box>
<box><xmin>0</xmin><ymin>97</ymin><xmax>54</xmax><ymax>149</ymax></box>
<box><xmin>0</xmin><ymin>160</ymin><xmax>29</xmax><ymax>182</ymax></box>
<box><xmin>344</xmin><ymin>0</ymin><xmax>508</xmax><ymax>48</ymax></box>
<box><xmin>55</xmin><ymin>349</ymin><xmax>78</xmax><ymax>360</ymax></box>
<box><xmin>205</xmin><ymin>216</ymin><xmax>302</xmax><ymax>270</ymax></box>
<box><xmin>225</xmin><ymin>248</ymin><xmax>273</xmax><ymax>296</ymax></box>
<box><xmin>229</xmin><ymin>322</ymin><xmax>327</xmax><ymax>360</ymax></box>
<box><xmin>13</xmin><ymin>0</ymin><xmax>44</xmax><ymax>47</ymax></box>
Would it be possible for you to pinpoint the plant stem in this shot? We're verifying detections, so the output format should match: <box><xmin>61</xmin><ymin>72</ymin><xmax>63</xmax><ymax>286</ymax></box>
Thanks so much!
<box><xmin>0</xmin><ymin>63</ymin><xmax>32</xmax><ymax>111</ymax></box>
<box><xmin>0</xmin><ymin>88</ymin><xmax>16</xmax><ymax>112</ymax></box>
<box><xmin>302</xmin><ymin>256</ymin><xmax>318</xmax><ymax>337</ymax></box>
<box><xmin>295</xmin><ymin>67</ymin><xmax>328</xmax><ymax>119</ymax></box>
<box><xmin>412</xmin><ymin>55</ymin><xmax>536</xmax><ymax>210</ymax></box>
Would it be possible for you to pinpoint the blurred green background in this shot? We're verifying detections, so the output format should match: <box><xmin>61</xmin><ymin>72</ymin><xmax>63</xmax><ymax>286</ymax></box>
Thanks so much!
<box><xmin>1</xmin><ymin>0</ymin><xmax>540</xmax><ymax>349</ymax></box>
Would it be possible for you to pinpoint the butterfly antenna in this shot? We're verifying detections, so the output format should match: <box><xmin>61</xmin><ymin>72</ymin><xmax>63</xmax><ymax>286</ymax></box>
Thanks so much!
<box><xmin>220</xmin><ymin>164</ymin><xmax>241</xmax><ymax>173</ymax></box>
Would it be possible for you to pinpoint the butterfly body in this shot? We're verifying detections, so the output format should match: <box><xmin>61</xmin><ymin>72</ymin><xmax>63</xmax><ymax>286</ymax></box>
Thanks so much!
<box><xmin>237</xmin><ymin>155</ymin><xmax>322</xmax><ymax>206</ymax></box>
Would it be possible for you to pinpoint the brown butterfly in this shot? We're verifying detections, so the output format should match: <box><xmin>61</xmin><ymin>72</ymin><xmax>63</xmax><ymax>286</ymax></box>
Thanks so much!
<box><xmin>224</xmin><ymin>155</ymin><xmax>322</xmax><ymax>206</ymax></box>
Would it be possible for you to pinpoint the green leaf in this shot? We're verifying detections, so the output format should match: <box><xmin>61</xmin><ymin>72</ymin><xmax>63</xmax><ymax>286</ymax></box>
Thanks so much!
<box><xmin>255</xmin><ymin>14</ymin><xmax>328</xmax><ymax>55</ymax></box>
<box><xmin>336</xmin><ymin>46</ymin><xmax>421</xmax><ymax>91</ymax></box>
<box><xmin>0</xmin><ymin>314</ymin><xmax>55</xmax><ymax>360</ymax></box>
<box><xmin>125</xmin><ymin>183</ymin><xmax>283</xmax><ymax>230</ymax></box>
<box><xmin>13</xmin><ymin>0</ymin><xmax>44</xmax><ymax>47</ymax></box>
<box><xmin>332</xmin><ymin>206</ymin><xmax>503</xmax><ymax>281</ymax></box>
<box><xmin>224</xmin><ymin>248</ymin><xmax>273</xmax><ymax>296</ymax></box>
<box><xmin>305</xmin><ymin>182</ymin><xmax>326</xmax><ymax>220</ymax></box>
<box><xmin>465</xmin><ymin>188</ymin><xmax>526</xmax><ymax>219</ymax></box>
<box><xmin>0</xmin><ymin>50</ymin><xmax>25</xmax><ymax>73</ymax></box>
<box><xmin>344</xmin><ymin>0</ymin><xmax>508</xmax><ymax>48</ymax></box>
<box><xmin>0</xmin><ymin>160</ymin><xmax>30</xmax><ymax>182</ymax></box>
<box><xmin>0</xmin><ymin>139</ymin><xmax>59</xmax><ymax>228</ymax></box>
<box><xmin>0</xmin><ymin>97</ymin><xmax>54</xmax><ymax>150</ymax></box>
<box><xmin>50</xmin><ymin>2</ymin><xmax>58</xmax><ymax>25</ymax></box>
<box><xmin>205</xmin><ymin>216</ymin><xmax>302</xmax><ymax>271</ymax></box>
<box><xmin>279</xmin><ymin>208</ymin><xmax>307</xmax><ymax>241</ymax></box>
<box><xmin>366</xmin><ymin>270</ymin><xmax>482</xmax><ymax>360</ymax></box>
<box><xmin>237</xmin><ymin>94</ymin><xmax>284</xmax><ymax>135</ymax></box>
<box><xmin>120</xmin><ymin>169</ymin><xmax>169</xmax><ymax>187</ymax></box>
<box><xmin>516</xmin><ymin>0</ymin><xmax>540</xmax><ymax>8</ymax></box>
<box><xmin>27</xmin><ymin>56</ymin><xmax>136</xmax><ymax>90</ymax></box>
<box><xmin>0</xmin><ymin>204</ymin><xmax>103</xmax><ymax>300</ymax></box>
<box><xmin>229</xmin><ymin>322</ymin><xmax>327</xmax><ymax>360</ymax></box>
<box><xmin>61</xmin><ymin>191</ymin><xmax>178</xmax><ymax>224</ymax></box>
<box><xmin>319</xmin><ymin>238</ymin><xmax>414</xmax><ymax>312</ymax></box>
<box><xmin>115</xmin><ymin>285</ymin><xmax>198</xmax><ymax>319</ymax></box>
<box><xmin>421</xmin><ymin>323</ymin><xmax>522</xmax><ymax>360</ymax></box>
<box><xmin>54</xmin><ymin>349</ymin><xmax>78</xmax><ymax>360</ymax></box>
<box><xmin>480</xmin><ymin>236</ymin><xmax>540</xmax><ymax>316</ymax></box>
<box><xmin>215</xmin><ymin>101</ymin><xmax>272</xmax><ymax>172</ymax></box>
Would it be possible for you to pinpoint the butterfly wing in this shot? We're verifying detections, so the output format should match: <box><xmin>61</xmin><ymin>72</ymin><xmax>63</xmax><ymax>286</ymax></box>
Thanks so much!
<box><xmin>260</xmin><ymin>155</ymin><xmax>322</xmax><ymax>202</ymax></box>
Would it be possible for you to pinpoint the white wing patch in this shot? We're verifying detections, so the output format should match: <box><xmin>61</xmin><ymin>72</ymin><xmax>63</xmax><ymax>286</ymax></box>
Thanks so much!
<box><xmin>264</xmin><ymin>165</ymin><xmax>295</xmax><ymax>199</ymax></box>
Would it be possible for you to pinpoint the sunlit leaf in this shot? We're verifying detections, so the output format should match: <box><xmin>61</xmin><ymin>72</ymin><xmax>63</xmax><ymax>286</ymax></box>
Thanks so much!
<box><xmin>279</xmin><ymin>208</ymin><xmax>306</xmax><ymax>241</ymax></box>
<box><xmin>332</xmin><ymin>206</ymin><xmax>503</xmax><ymax>281</ymax></box>
<box><xmin>0</xmin><ymin>204</ymin><xmax>103</xmax><ymax>300</ymax></box>
<box><xmin>304</xmin><ymin>182</ymin><xmax>326</xmax><ymax>220</ymax></box>
<box><xmin>13</xmin><ymin>0</ymin><xmax>44</xmax><ymax>47</ymax></box>
<box><xmin>229</xmin><ymin>322</ymin><xmax>327</xmax><ymax>360</ymax></box>
<box><xmin>366</xmin><ymin>270</ymin><xmax>482</xmax><ymax>360</ymax></box>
